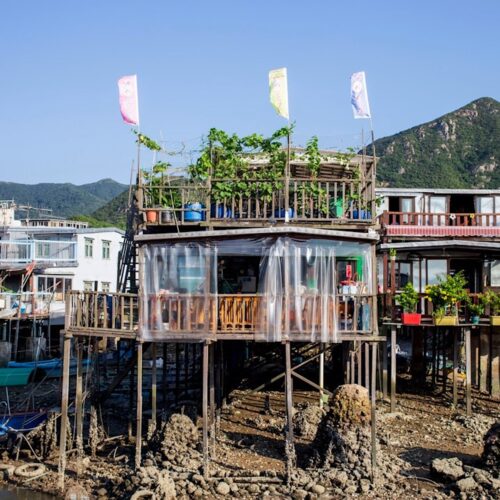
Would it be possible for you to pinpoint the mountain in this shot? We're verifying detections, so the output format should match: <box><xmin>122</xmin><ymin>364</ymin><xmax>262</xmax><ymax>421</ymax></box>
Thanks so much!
<box><xmin>373</xmin><ymin>97</ymin><xmax>500</xmax><ymax>188</ymax></box>
<box><xmin>0</xmin><ymin>178</ymin><xmax>128</xmax><ymax>218</ymax></box>
<box><xmin>91</xmin><ymin>189</ymin><xmax>129</xmax><ymax>228</ymax></box>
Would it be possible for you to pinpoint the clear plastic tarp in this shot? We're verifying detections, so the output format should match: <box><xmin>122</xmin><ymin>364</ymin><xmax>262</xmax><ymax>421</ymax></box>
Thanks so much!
<box><xmin>141</xmin><ymin>236</ymin><xmax>373</xmax><ymax>343</ymax></box>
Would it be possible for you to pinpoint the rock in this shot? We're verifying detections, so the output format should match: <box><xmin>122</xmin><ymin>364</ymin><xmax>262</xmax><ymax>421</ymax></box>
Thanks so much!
<box><xmin>329</xmin><ymin>384</ymin><xmax>371</xmax><ymax>427</ymax></box>
<box><xmin>311</xmin><ymin>484</ymin><xmax>326</xmax><ymax>495</ymax></box>
<box><xmin>456</xmin><ymin>476</ymin><xmax>478</xmax><ymax>492</ymax></box>
<box><xmin>292</xmin><ymin>489</ymin><xmax>308</xmax><ymax>500</ymax></box>
<box><xmin>482</xmin><ymin>421</ymin><xmax>500</xmax><ymax>475</ymax></box>
<box><xmin>247</xmin><ymin>484</ymin><xmax>260</xmax><ymax>494</ymax></box>
<box><xmin>97</xmin><ymin>488</ymin><xmax>107</xmax><ymax>496</ymax></box>
<box><xmin>293</xmin><ymin>403</ymin><xmax>326</xmax><ymax>440</ymax></box>
<box><xmin>216</xmin><ymin>482</ymin><xmax>231</xmax><ymax>495</ymax></box>
<box><xmin>431</xmin><ymin>457</ymin><xmax>465</xmax><ymax>482</ymax></box>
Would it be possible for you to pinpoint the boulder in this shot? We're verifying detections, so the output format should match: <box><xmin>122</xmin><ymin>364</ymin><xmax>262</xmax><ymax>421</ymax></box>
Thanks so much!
<box><xmin>431</xmin><ymin>457</ymin><xmax>465</xmax><ymax>482</ymax></box>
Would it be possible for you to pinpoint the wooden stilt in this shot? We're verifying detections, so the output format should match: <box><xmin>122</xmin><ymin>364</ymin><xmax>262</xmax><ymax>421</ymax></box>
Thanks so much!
<box><xmin>442</xmin><ymin>329</ymin><xmax>448</xmax><ymax>394</ymax></box>
<box><xmin>432</xmin><ymin>329</ymin><xmax>437</xmax><ymax>387</ymax></box>
<box><xmin>350</xmin><ymin>349</ymin><xmax>355</xmax><ymax>383</ymax></box>
<box><xmin>135</xmin><ymin>341</ymin><xmax>143</xmax><ymax>469</ymax></box>
<box><xmin>162</xmin><ymin>343</ymin><xmax>167</xmax><ymax>407</ymax></box>
<box><xmin>356</xmin><ymin>342</ymin><xmax>362</xmax><ymax>385</ymax></box>
<box><xmin>202</xmin><ymin>341</ymin><xmax>209</xmax><ymax>478</ymax></box>
<box><xmin>319</xmin><ymin>343</ymin><xmax>324</xmax><ymax>408</ymax></box>
<box><xmin>365</xmin><ymin>342</ymin><xmax>370</xmax><ymax>391</ymax></box>
<box><xmin>370</xmin><ymin>342</ymin><xmax>377</xmax><ymax>480</ymax></box>
<box><xmin>215</xmin><ymin>342</ymin><xmax>222</xmax><ymax>429</ymax></box>
<box><xmin>465</xmin><ymin>328</ymin><xmax>472</xmax><ymax>416</ymax></box>
<box><xmin>128</xmin><ymin>339</ymin><xmax>135</xmax><ymax>442</ymax></box>
<box><xmin>58</xmin><ymin>333</ymin><xmax>72</xmax><ymax>490</ymax></box>
<box><xmin>75</xmin><ymin>338</ymin><xmax>84</xmax><ymax>474</ymax></box>
<box><xmin>151</xmin><ymin>343</ymin><xmax>157</xmax><ymax>425</ymax></box>
<box><xmin>453</xmin><ymin>329</ymin><xmax>458</xmax><ymax>408</ymax></box>
<box><xmin>382</xmin><ymin>337</ymin><xmax>388</xmax><ymax>399</ymax></box>
<box><xmin>209</xmin><ymin>342</ymin><xmax>216</xmax><ymax>457</ymax></box>
<box><xmin>390</xmin><ymin>326</ymin><xmax>396</xmax><ymax>413</ymax></box>
<box><xmin>284</xmin><ymin>341</ymin><xmax>296</xmax><ymax>481</ymax></box>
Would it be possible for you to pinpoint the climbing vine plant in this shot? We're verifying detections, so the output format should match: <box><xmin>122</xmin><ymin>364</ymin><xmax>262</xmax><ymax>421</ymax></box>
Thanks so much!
<box><xmin>189</xmin><ymin>126</ymin><xmax>292</xmax><ymax>202</ymax></box>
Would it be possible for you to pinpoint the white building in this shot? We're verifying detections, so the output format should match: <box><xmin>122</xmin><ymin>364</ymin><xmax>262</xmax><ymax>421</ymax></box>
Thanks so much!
<box><xmin>0</xmin><ymin>201</ymin><xmax>124</xmax><ymax>324</ymax></box>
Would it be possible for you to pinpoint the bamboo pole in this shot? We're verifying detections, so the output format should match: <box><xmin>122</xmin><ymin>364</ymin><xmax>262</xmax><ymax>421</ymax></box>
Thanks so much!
<box><xmin>284</xmin><ymin>341</ymin><xmax>295</xmax><ymax>481</ymax></box>
<box><xmin>202</xmin><ymin>341</ymin><xmax>209</xmax><ymax>478</ymax></box>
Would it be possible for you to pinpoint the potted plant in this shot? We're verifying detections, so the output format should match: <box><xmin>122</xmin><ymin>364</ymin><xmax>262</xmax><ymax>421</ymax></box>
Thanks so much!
<box><xmin>425</xmin><ymin>271</ymin><xmax>469</xmax><ymax>326</ymax></box>
<box><xmin>467</xmin><ymin>300</ymin><xmax>484</xmax><ymax>325</ymax></box>
<box><xmin>142</xmin><ymin>161</ymin><xmax>174</xmax><ymax>223</ymax></box>
<box><xmin>482</xmin><ymin>289</ymin><xmax>500</xmax><ymax>326</ymax></box>
<box><xmin>398</xmin><ymin>283</ymin><xmax>421</xmax><ymax>325</ymax></box>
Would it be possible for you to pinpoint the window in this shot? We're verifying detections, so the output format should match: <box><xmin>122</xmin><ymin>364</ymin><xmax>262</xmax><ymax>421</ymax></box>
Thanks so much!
<box><xmin>36</xmin><ymin>276</ymin><xmax>73</xmax><ymax>300</ymax></box>
<box><xmin>102</xmin><ymin>240</ymin><xmax>111</xmax><ymax>260</ymax></box>
<box><xmin>101</xmin><ymin>282</ymin><xmax>110</xmax><ymax>293</ymax></box>
<box><xmin>426</xmin><ymin>259</ymin><xmax>447</xmax><ymax>286</ymax></box>
<box><xmin>83</xmin><ymin>281</ymin><xmax>94</xmax><ymax>292</ymax></box>
<box><xmin>84</xmin><ymin>238</ymin><xmax>94</xmax><ymax>258</ymax></box>
<box><xmin>36</xmin><ymin>242</ymin><xmax>50</xmax><ymax>258</ymax></box>
<box><xmin>491</xmin><ymin>261</ymin><xmax>500</xmax><ymax>287</ymax></box>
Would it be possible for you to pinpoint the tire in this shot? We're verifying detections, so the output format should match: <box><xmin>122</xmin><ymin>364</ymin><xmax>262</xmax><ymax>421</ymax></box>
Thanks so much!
<box><xmin>14</xmin><ymin>463</ymin><xmax>46</xmax><ymax>478</ymax></box>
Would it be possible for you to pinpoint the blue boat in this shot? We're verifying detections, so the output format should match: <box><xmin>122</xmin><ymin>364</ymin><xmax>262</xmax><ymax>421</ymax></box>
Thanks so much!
<box><xmin>0</xmin><ymin>412</ymin><xmax>48</xmax><ymax>441</ymax></box>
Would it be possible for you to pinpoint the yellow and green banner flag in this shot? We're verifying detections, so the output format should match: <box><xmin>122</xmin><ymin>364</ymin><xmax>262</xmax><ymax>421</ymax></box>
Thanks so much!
<box><xmin>269</xmin><ymin>67</ymin><xmax>289</xmax><ymax>120</ymax></box>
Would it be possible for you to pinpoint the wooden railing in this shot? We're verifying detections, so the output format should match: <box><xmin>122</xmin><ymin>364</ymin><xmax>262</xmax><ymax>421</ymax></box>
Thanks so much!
<box><xmin>380</xmin><ymin>291</ymin><xmax>496</xmax><ymax>321</ymax></box>
<box><xmin>144</xmin><ymin>292</ymin><xmax>376</xmax><ymax>336</ymax></box>
<box><xmin>382</xmin><ymin>211</ymin><xmax>500</xmax><ymax>227</ymax></box>
<box><xmin>66</xmin><ymin>291</ymin><xmax>139</xmax><ymax>335</ymax></box>
<box><xmin>139</xmin><ymin>177</ymin><xmax>375</xmax><ymax>225</ymax></box>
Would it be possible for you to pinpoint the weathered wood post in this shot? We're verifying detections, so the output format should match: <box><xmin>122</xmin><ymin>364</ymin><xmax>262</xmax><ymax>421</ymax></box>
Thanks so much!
<box><xmin>390</xmin><ymin>326</ymin><xmax>397</xmax><ymax>412</ymax></box>
<box><xmin>135</xmin><ymin>340</ymin><xmax>143</xmax><ymax>469</ymax></box>
<box><xmin>58</xmin><ymin>332</ymin><xmax>72</xmax><ymax>490</ymax></box>
<box><xmin>284</xmin><ymin>341</ymin><xmax>296</xmax><ymax>482</ymax></box>
<box><xmin>202</xmin><ymin>341</ymin><xmax>209</xmax><ymax>478</ymax></box>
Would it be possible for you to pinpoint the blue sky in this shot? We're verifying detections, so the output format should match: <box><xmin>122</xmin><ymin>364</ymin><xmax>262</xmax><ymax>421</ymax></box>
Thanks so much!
<box><xmin>1</xmin><ymin>0</ymin><xmax>499</xmax><ymax>184</ymax></box>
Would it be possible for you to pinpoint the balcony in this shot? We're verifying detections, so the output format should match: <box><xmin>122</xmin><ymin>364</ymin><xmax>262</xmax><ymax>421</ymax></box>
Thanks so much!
<box><xmin>137</xmin><ymin>153</ymin><xmax>376</xmax><ymax>227</ymax></box>
<box><xmin>381</xmin><ymin>211</ymin><xmax>500</xmax><ymax>237</ymax></box>
<box><xmin>65</xmin><ymin>291</ymin><xmax>377</xmax><ymax>342</ymax></box>
<box><xmin>0</xmin><ymin>240</ymin><xmax>77</xmax><ymax>268</ymax></box>
<box><xmin>0</xmin><ymin>292</ymin><xmax>53</xmax><ymax>319</ymax></box>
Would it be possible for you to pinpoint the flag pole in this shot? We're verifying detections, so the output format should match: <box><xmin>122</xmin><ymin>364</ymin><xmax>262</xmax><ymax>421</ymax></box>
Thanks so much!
<box><xmin>285</xmin><ymin>118</ymin><xmax>291</xmax><ymax>222</ymax></box>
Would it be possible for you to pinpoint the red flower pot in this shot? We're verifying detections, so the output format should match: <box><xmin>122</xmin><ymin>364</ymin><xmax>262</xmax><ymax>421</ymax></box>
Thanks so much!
<box><xmin>402</xmin><ymin>312</ymin><xmax>422</xmax><ymax>326</ymax></box>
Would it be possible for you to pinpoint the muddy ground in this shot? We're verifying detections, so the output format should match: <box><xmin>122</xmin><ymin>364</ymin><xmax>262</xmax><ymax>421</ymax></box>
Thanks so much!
<box><xmin>0</xmin><ymin>377</ymin><xmax>498</xmax><ymax>499</ymax></box>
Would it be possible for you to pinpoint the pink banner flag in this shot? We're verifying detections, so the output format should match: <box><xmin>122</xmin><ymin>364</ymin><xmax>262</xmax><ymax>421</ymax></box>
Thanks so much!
<box><xmin>118</xmin><ymin>75</ymin><xmax>139</xmax><ymax>125</ymax></box>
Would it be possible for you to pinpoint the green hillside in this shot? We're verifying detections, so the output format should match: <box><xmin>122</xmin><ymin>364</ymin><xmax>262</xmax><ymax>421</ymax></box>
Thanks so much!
<box><xmin>373</xmin><ymin>97</ymin><xmax>499</xmax><ymax>188</ymax></box>
<box><xmin>0</xmin><ymin>178</ymin><xmax>127</xmax><ymax>218</ymax></box>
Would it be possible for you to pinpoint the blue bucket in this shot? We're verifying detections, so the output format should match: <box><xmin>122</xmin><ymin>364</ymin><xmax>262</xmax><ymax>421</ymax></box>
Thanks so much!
<box><xmin>184</xmin><ymin>203</ymin><xmax>205</xmax><ymax>222</ymax></box>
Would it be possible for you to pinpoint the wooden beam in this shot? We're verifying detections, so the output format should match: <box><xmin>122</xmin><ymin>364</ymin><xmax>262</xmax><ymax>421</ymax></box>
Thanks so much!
<box><xmin>390</xmin><ymin>326</ymin><xmax>396</xmax><ymax>413</ymax></box>
<box><xmin>151</xmin><ymin>343</ymin><xmax>157</xmax><ymax>425</ymax></box>
<box><xmin>370</xmin><ymin>342</ymin><xmax>377</xmax><ymax>479</ymax></box>
<box><xmin>135</xmin><ymin>341</ymin><xmax>143</xmax><ymax>469</ymax></box>
<box><xmin>75</xmin><ymin>338</ymin><xmax>84</xmax><ymax>474</ymax></box>
<box><xmin>58</xmin><ymin>333</ymin><xmax>72</xmax><ymax>490</ymax></box>
<box><xmin>202</xmin><ymin>341</ymin><xmax>209</xmax><ymax>478</ymax></box>
<box><xmin>453</xmin><ymin>329</ymin><xmax>458</xmax><ymax>408</ymax></box>
<box><xmin>284</xmin><ymin>341</ymin><xmax>296</xmax><ymax>482</ymax></box>
<box><xmin>465</xmin><ymin>327</ymin><xmax>472</xmax><ymax>416</ymax></box>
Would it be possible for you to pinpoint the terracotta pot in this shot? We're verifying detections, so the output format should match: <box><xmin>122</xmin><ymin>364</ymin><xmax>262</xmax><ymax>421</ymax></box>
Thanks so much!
<box><xmin>146</xmin><ymin>210</ymin><xmax>158</xmax><ymax>223</ymax></box>
<box><xmin>401</xmin><ymin>312</ymin><xmax>421</xmax><ymax>326</ymax></box>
